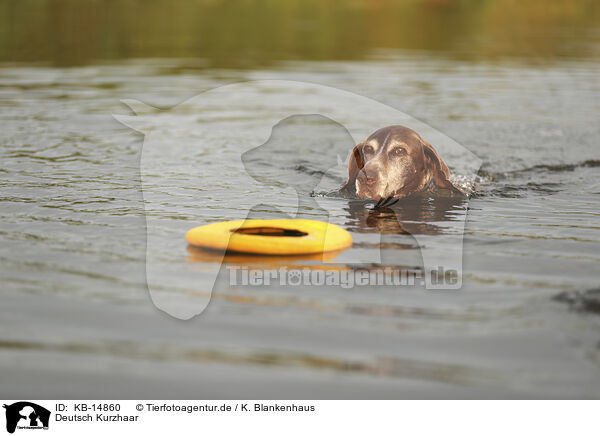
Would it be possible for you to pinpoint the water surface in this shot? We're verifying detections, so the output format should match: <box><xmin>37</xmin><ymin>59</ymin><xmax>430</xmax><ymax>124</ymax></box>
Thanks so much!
<box><xmin>1</xmin><ymin>0</ymin><xmax>600</xmax><ymax>398</ymax></box>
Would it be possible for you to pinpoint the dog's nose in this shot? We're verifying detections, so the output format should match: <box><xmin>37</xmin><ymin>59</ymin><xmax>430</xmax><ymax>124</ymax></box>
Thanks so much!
<box><xmin>361</xmin><ymin>170</ymin><xmax>377</xmax><ymax>186</ymax></box>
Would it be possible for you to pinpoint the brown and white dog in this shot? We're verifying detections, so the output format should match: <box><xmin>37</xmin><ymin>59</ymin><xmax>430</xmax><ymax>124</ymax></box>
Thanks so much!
<box><xmin>339</xmin><ymin>125</ymin><xmax>463</xmax><ymax>203</ymax></box>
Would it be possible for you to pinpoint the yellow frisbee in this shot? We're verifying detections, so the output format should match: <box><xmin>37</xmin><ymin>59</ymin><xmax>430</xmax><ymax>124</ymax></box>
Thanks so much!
<box><xmin>186</xmin><ymin>219</ymin><xmax>352</xmax><ymax>255</ymax></box>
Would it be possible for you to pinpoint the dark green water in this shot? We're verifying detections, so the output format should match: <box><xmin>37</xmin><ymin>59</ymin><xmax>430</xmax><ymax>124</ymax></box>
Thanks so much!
<box><xmin>1</xmin><ymin>0</ymin><xmax>599</xmax><ymax>398</ymax></box>
<box><xmin>1</xmin><ymin>0</ymin><xmax>599</xmax><ymax>66</ymax></box>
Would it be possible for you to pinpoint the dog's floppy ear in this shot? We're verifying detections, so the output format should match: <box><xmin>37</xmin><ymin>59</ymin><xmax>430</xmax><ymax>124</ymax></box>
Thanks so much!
<box><xmin>422</xmin><ymin>140</ymin><xmax>462</xmax><ymax>193</ymax></box>
<box><xmin>339</xmin><ymin>142</ymin><xmax>365</xmax><ymax>194</ymax></box>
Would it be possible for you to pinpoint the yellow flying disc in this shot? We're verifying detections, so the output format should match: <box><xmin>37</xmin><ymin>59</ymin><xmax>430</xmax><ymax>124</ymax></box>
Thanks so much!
<box><xmin>186</xmin><ymin>219</ymin><xmax>352</xmax><ymax>255</ymax></box>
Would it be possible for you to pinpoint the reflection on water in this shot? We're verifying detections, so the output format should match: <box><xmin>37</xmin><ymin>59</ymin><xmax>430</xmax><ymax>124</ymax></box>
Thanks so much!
<box><xmin>186</xmin><ymin>245</ymin><xmax>347</xmax><ymax>268</ymax></box>
<box><xmin>345</xmin><ymin>195</ymin><xmax>468</xmax><ymax>236</ymax></box>
<box><xmin>1</xmin><ymin>0</ymin><xmax>598</xmax><ymax>66</ymax></box>
<box><xmin>0</xmin><ymin>338</ymin><xmax>496</xmax><ymax>385</ymax></box>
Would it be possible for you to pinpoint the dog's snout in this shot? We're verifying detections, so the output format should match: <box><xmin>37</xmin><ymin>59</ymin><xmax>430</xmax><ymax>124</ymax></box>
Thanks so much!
<box><xmin>359</xmin><ymin>168</ymin><xmax>378</xmax><ymax>186</ymax></box>
<box><xmin>364</xmin><ymin>174</ymin><xmax>376</xmax><ymax>186</ymax></box>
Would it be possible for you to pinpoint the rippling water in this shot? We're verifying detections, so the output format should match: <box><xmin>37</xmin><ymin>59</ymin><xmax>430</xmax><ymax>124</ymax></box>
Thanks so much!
<box><xmin>1</xmin><ymin>53</ymin><xmax>600</xmax><ymax>397</ymax></box>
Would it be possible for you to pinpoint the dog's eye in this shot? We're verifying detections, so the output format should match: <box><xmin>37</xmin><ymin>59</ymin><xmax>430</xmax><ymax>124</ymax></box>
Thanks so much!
<box><xmin>363</xmin><ymin>145</ymin><xmax>374</xmax><ymax>155</ymax></box>
<box><xmin>391</xmin><ymin>147</ymin><xmax>404</xmax><ymax>156</ymax></box>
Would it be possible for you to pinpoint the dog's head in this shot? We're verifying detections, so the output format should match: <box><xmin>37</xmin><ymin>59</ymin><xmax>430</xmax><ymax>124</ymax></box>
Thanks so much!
<box><xmin>341</xmin><ymin>125</ymin><xmax>457</xmax><ymax>200</ymax></box>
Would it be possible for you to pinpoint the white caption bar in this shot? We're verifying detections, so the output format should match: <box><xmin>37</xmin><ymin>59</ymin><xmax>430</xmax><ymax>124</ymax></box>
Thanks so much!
<box><xmin>1</xmin><ymin>400</ymin><xmax>598</xmax><ymax>436</ymax></box>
